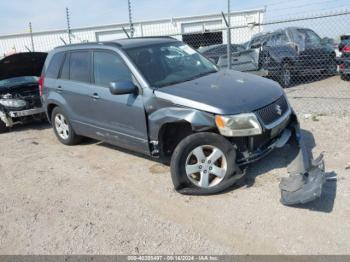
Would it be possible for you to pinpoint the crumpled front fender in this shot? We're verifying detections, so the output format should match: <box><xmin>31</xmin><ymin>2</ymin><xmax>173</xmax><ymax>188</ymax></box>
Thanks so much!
<box><xmin>279</xmin><ymin>122</ymin><xmax>326</xmax><ymax>205</ymax></box>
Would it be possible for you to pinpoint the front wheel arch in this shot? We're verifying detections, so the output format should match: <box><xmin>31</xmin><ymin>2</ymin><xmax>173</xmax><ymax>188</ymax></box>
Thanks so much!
<box><xmin>158</xmin><ymin>121</ymin><xmax>193</xmax><ymax>163</ymax></box>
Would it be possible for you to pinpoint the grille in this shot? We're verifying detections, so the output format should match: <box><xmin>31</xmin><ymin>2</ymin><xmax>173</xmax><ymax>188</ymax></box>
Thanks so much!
<box><xmin>255</xmin><ymin>95</ymin><xmax>289</xmax><ymax>125</ymax></box>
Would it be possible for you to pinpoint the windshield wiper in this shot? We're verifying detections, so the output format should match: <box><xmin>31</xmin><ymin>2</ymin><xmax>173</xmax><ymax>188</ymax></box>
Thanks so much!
<box><xmin>156</xmin><ymin>70</ymin><xmax>217</xmax><ymax>88</ymax></box>
<box><xmin>186</xmin><ymin>70</ymin><xmax>217</xmax><ymax>81</ymax></box>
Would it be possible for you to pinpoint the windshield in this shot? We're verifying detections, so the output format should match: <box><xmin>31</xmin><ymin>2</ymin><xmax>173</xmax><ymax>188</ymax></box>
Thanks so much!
<box><xmin>125</xmin><ymin>42</ymin><xmax>218</xmax><ymax>87</ymax></box>
<box><xmin>0</xmin><ymin>76</ymin><xmax>38</xmax><ymax>88</ymax></box>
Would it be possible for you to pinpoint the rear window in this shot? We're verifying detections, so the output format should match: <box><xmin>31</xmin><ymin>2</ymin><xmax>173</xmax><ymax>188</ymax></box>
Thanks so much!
<box><xmin>46</xmin><ymin>52</ymin><xmax>65</xmax><ymax>78</ymax></box>
<box><xmin>69</xmin><ymin>51</ymin><xmax>90</xmax><ymax>83</ymax></box>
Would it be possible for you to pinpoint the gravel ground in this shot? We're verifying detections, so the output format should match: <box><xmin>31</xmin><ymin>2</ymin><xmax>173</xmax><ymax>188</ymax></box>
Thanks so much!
<box><xmin>285</xmin><ymin>76</ymin><xmax>350</xmax><ymax>115</ymax></box>
<box><xmin>0</xmin><ymin>77</ymin><xmax>350</xmax><ymax>255</ymax></box>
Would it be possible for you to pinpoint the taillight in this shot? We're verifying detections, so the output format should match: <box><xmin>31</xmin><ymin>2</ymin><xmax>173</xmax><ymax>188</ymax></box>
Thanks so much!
<box><xmin>38</xmin><ymin>75</ymin><xmax>44</xmax><ymax>96</ymax></box>
<box><xmin>343</xmin><ymin>46</ymin><xmax>350</xmax><ymax>53</ymax></box>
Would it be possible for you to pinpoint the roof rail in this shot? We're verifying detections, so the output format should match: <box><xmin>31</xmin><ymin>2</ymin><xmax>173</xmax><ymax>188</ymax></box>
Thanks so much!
<box><xmin>54</xmin><ymin>42</ymin><xmax>108</xmax><ymax>49</ymax></box>
<box><xmin>120</xmin><ymin>36</ymin><xmax>175</xmax><ymax>40</ymax></box>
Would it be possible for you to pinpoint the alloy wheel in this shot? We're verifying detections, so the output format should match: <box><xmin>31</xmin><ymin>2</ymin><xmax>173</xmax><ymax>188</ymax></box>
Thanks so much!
<box><xmin>54</xmin><ymin>113</ymin><xmax>70</xmax><ymax>140</ymax></box>
<box><xmin>185</xmin><ymin>145</ymin><xmax>227</xmax><ymax>188</ymax></box>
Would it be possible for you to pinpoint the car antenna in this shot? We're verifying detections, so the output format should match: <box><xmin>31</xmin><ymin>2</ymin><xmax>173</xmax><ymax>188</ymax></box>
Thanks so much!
<box><xmin>25</xmin><ymin>46</ymin><xmax>32</xmax><ymax>52</ymax></box>
<box><xmin>60</xmin><ymin>37</ymin><xmax>67</xmax><ymax>45</ymax></box>
<box><xmin>122</xmin><ymin>26</ymin><xmax>131</xmax><ymax>39</ymax></box>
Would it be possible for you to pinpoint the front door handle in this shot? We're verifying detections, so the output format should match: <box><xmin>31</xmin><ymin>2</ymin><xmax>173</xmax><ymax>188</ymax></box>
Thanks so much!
<box><xmin>91</xmin><ymin>93</ymin><xmax>100</xmax><ymax>100</ymax></box>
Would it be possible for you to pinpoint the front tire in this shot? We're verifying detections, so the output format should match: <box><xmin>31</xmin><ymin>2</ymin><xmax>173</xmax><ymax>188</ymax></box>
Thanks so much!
<box><xmin>279</xmin><ymin>62</ymin><xmax>293</xmax><ymax>88</ymax></box>
<box><xmin>170</xmin><ymin>132</ymin><xmax>242</xmax><ymax>195</ymax></box>
<box><xmin>51</xmin><ymin>107</ymin><xmax>81</xmax><ymax>145</ymax></box>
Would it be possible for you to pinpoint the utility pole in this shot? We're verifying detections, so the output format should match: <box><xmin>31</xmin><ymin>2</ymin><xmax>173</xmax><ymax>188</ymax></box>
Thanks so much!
<box><xmin>227</xmin><ymin>0</ymin><xmax>232</xmax><ymax>69</ymax></box>
<box><xmin>127</xmin><ymin>0</ymin><xmax>135</xmax><ymax>38</ymax></box>
<box><xmin>66</xmin><ymin>7</ymin><xmax>72</xmax><ymax>44</ymax></box>
<box><xmin>29</xmin><ymin>22</ymin><xmax>35</xmax><ymax>52</ymax></box>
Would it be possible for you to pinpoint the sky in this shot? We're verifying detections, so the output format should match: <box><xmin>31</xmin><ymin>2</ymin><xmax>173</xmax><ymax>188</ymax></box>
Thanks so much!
<box><xmin>0</xmin><ymin>0</ymin><xmax>349</xmax><ymax>35</ymax></box>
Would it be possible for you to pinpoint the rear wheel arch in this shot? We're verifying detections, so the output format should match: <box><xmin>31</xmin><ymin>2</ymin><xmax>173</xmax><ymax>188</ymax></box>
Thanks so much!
<box><xmin>47</xmin><ymin>103</ymin><xmax>58</xmax><ymax>123</ymax></box>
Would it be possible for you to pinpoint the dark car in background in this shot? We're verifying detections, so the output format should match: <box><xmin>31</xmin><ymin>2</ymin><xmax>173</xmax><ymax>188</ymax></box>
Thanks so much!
<box><xmin>40</xmin><ymin>37</ymin><xmax>325</xmax><ymax>205</ymax></box>
<box><xmin>208</xmin><ymin>27</ymin><xmax>337</xmax><ymax>88</ymax></box>
<box><xmin>0</xmin><ymin>52</ymin><xmax>47</xmax><ymax>133</ymax></box>
<box><xmin>338</xmin><ymin>35</ymin><xmax>350</xmax><ymax>80</ymax></box>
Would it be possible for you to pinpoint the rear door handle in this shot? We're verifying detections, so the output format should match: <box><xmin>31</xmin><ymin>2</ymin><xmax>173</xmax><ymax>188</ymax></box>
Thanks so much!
<box><xmin>91</xmin><ymin>93</ymin><xmax>100</xmax><ymax>100</ymax></box>
<box><xmin>57</xmin><ymin>85</ymin><xmax>63</xmax><ymax>93</ymax></box>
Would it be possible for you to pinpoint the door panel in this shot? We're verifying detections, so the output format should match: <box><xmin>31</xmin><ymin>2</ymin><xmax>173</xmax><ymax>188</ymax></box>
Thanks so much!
<box><xmin>230</xmin><ymin>49</ymin><xmax>260</xmax><ymax>71</ymax></box>
<box><xmin>57</xmin><ymin>51</ymin><xmax>97</xmax><ymax>137</ymax></box>
<box><xmin>88</xmin><ymin>85</ymin><xmax>149</xmax><ymax>153</ymax></box>
<box><xmin>90</xmin><ymin>51</ymin><xmax>149</xmax><ymax>154</ymax></box>
<box><xmin>217</xmin><ymin>49</ymin><xmax>259</xmax><ymax>71</ymax></box>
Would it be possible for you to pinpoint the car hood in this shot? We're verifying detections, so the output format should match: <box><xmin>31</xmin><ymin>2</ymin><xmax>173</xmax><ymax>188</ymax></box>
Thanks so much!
<box><xmin>154</xmin><ymin>70</ymin><xmax>284</xmax><ymax>115</ymax></box>
<box><xmin>0</xmin><ymin>52</ymin><xmax>47</xmax><ymax>81</ymax></box>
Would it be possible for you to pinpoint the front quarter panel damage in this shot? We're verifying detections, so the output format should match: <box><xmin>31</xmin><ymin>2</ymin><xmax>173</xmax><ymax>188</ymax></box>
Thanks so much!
<box><xmin>145</xmin><ymin>95</ymin><xmax>216</xmax><ymax>141</ymax></box>
<box><xmin>148</xmin><ymin>107</ymin><xmax>216</xmax><ymax>141</ymax></box>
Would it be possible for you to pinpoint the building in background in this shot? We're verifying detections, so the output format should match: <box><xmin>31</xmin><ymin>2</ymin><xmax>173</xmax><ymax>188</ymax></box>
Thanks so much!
<box><xmin>0</xmin><ymin>8</ymin><xmax>265</xmax><ymax>55</ymax></box>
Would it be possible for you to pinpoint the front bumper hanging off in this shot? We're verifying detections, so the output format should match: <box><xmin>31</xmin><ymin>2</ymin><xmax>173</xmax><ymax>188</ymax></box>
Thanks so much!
<box><xmin>279</xmin><ymin>123</ymin><xmax>326</xmax><ymax>205</ymax></box>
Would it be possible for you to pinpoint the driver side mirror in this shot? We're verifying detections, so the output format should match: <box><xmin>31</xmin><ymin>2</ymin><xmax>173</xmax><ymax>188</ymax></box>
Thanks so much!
<box><xmin>109</xmin><ymin>81</ymin><xmax>137</xmax><ymax>95</ymax></box>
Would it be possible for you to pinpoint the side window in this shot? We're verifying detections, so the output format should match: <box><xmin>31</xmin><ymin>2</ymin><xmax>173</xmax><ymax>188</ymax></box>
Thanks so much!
<box><xmin>93</xmin><ymin>51</ymin><xmax>132</xmax><ymax>87</ymax></box>
<box><xmin>275</xmin><ymin>33</ymin><xmax>289</xmax><ymax>45</ymax></box>
<box><xmin>46</xmin><ymin>52</ymin><xmax>65</xmax><ymax>78</ymax></box>
<box><xmin>265</xmin><ymin>35</ymin><xmax>272</xmax><ymax>46</ymax></box>
<box><xmin>60</xmin><ymin>53</ymin><xmax>69</xmax><ymax>80</ymax></box>
<box><xmin>70</xmin><ymin>51</ymin><xmax>91</xmax><ymax>83</ymax></box>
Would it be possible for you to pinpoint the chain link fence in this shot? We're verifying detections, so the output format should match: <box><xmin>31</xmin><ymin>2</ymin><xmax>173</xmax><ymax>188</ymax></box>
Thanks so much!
<box><xmin>173</xmin><ymin>10</ymin><xmax>350</xmax><ymax>116</ymax></box>
<box><xmin>1</xmin><ymin>8</ymin><xmax>350</xmax><ymax>116</ymax></box>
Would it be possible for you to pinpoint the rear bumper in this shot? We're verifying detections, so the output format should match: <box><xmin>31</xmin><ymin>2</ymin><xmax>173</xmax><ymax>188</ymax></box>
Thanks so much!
<box><xmin>339</xmin><ymin>58</ymin><xmax>350</xmax><ymax>74</ymax></box>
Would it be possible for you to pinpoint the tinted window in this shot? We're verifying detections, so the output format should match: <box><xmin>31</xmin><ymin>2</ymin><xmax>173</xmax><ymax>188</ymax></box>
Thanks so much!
<box><xmin>46</xmin><ymin>52</ymin><xmax>65</xmax><ymax>78</ymax></box>
<box><xmin>70</xmin><ymin>51</ymin><xmax>90</xmax><ymax>83</ymax></box>
<box><xmin>276</xmin><ymin>33</ymin><xmax>289</xmax><ymax>45</ymax></box>
<box><xmin>93</xmin><ymin>52</ymin><xmax>132</xmax><ymax>87</ymax></box>
<box><xmin>250</xmin><ymin>35</ymin><xmax>267</xmax><ymax>48</ymax></box>
<box><xmin>267</xmin><ymin>33</ymin><xmax>289</xmax><ymax>46</ymax></box>
<box><xmin>60</xmin><ymin>53</ymin><xmax>69</xmax><ymax>80</ymax></box>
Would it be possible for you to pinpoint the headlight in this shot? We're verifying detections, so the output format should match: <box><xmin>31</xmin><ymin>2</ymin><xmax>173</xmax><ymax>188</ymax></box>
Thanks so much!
<box><xmin>215</xmin><ymin>113</ymin><xmax>262</xmax><ymax>137</ymax></box>
<box><xmin>0</xmin><ymin>99</ymin><xmax>27</xmax><ymax>108</ymax></box>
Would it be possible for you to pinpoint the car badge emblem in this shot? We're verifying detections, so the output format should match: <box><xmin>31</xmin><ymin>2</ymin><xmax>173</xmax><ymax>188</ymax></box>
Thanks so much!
<box><xmin>275</xmin><ymin>104</ymin><xmax>282</xmax><ymax>115</ymax></box>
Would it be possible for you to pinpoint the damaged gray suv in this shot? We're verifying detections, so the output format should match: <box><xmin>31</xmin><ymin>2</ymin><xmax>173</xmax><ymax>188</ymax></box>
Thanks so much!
<box><xmin>41</xmin><ymin>37</ymin><xmax>325</xmax><ymax>205</ymax></box>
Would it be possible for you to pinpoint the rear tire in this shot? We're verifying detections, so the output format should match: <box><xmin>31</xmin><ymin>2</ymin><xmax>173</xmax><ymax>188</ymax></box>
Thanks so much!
<box><xmin>51</xmin><ymin>107</ymin><xmax>81</xmax><ymax>145</ymax></box>
<box><xmin>170</xmin><ymin>132</ymin><xmax>242</xmax><ymax>195</ymax></box>
<box><xmin>341</xmin><ymin>73</ymin><xmax>350</xmax><ymax>81</ymax></box>
<box><xmin>327</xmin><ymin>55</ymin><xmax>337</xmax><ymax>76</ymax></box>
<box><xmin>0</xmin><ymin>119</ymin><xmax>8</xmax><ymax>134</ymax></box>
